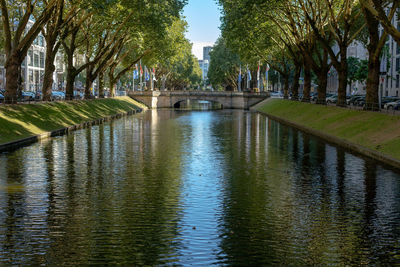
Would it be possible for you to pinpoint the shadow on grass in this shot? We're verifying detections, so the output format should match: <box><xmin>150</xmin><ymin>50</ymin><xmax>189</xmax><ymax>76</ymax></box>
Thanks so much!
<box><xmin>0</xmin><ymin>97</ymin><xmax>140</xmax><ymax>144</ymax></box>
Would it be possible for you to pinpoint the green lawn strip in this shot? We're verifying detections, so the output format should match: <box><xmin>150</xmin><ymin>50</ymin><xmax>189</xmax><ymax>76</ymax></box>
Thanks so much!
<box><xmin>256</xmin><ymin>99</ymin><xmax>400</xmax><ymax>160</ymax></box>
<box><xmin>0</xmin><ymin>97</ymin><xmax>145</xmax><ymax>144</ymax></box>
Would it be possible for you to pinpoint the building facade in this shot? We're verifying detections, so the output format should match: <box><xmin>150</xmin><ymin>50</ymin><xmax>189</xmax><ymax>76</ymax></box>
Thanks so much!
<box><xmin>203</xmin><ymin>46</ymin><xmax>212</xmax><ymax>61</ymax></box>
<box><xmin>0</xmin><ymin>33</ymin><xmax>67</xmax><ymax>93</ymax></box>
<box><xmin>197</xmin><ymin>46</ymin><xmax>212</xmax><ymax>82</ymax></box>
<box><xmin>198</xmin><ymin>59</ymin><xmax>209</xmax><ymax>81</ymax></box>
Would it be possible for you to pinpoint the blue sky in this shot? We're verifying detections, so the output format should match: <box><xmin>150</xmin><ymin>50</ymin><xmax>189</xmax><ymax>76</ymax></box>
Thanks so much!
<box><xmin>183</xmin><ymin>0</ymin><xmax>221</xmax><ymax>59</ymax></box>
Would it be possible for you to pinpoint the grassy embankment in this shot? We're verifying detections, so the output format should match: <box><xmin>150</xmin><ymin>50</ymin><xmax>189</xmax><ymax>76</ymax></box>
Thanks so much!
<box><xmin>255</xmin><ymin>99</ymin><xmax>400</xmax><ymax>161</ymax></box>
<box><xmin>0</xmin><ymin>96</ymin><xmax>146</xmax><ymax>144</ymax></box>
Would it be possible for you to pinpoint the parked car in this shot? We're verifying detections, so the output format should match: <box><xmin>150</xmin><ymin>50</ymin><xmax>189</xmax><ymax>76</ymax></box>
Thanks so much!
<box><xmin>384</xmin><ymin>99</ymin><xmax>400</xmax><ymax>110</ymax></box>
<box><xmin>35</xmin><ymin>91</ymin><xmax>42</xmax><ymax>100</ymax></box>
<box><xmin>51</xmin><ymin>91</ymin><xmax>65</xmax><ymax>100</ymax></box>
<box><xmin>355</xmin><ymin>96</ymin><xmax>366</xmax><ymax>107</ymax></box>
<box><xmin>21</xmin><ymin>91</ymin><xmax>36</xmax><ymax>101</ymax></box>
<box><xmin>73</xmin><ymin>91</ymin><xmax>84</xmax><ymax>99</ymax></box>
<box><xmin>349</xmin><ymin>95</ymin><xmax>364</xmax><ymax>106</ymax></box>
<box><xmin>381</xmin><ymin>97</ymin><xmax>399</xmax><ymax>109</ymax></box>
<box><xmin>326</xmin><ymin>95</ymin><xmax>338</xmax><ymax>104</ymax></box>
<box><xmin>270</xmin><ymin>91</ymin><xmax>283</xmax><ymax>98</ymax></box>
<box><xmin>311</xmin><ymin>92</ymin><xmax>318</xmax><ymax>102</ymax></box>
<box><xmin>347</xmin><ymin>95</ymin><xmax>363</xmax><ymax>105</ymax></box>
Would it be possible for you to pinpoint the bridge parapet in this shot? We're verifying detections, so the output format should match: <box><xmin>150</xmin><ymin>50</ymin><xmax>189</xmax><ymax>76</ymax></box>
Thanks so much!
<box><xmin>128</xmin><ymin>90</ymin><xmax>269</xmax><ymax>109</ymax></box>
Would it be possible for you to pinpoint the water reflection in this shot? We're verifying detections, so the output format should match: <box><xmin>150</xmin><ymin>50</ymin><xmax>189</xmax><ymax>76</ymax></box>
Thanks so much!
<box><xmin>0</xmin><ymin>110</ymin><xmax>399</xmax><ymax>265</ymax></box>
<box><xmin>174</xmin><ymin>99</ymin><xmax>223</xmax><ymax>110</ymax></box>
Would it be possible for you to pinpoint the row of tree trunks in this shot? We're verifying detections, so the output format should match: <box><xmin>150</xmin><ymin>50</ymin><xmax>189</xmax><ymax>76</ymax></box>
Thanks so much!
<box><xmin>1</xmin><ymin>0</ymin><xmax>58</xmax><ymax>104</ymax></box>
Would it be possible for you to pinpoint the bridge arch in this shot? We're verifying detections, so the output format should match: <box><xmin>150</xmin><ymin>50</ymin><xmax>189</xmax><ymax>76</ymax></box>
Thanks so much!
<box><xmin>172</xmin><ymin>99</ymin><xmax>223</xmax><ymax>109</ymax></box>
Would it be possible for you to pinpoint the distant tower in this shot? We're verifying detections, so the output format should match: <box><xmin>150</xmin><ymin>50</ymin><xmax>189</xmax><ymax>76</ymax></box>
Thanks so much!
<box><xmin>203</xmin><ymin>46</ymin><xmax>212</xmax><ymax>61</ymax></box>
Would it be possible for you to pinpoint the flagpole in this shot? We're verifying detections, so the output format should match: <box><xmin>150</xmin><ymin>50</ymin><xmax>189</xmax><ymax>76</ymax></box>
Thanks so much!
<box><xmin>238</xmin><ymin>65</ymin><xmax>241</xmax><ymax>92</ymax></box>
<box><xmin>257</xmin><ymin>61</ymin><xmax>260</xmax><ymax>91</ymax></box>
<box><xmin>139</xmin><ymin>59</ymin><xmax>143</xmax><ymax>91</ymax></box>
<box><xmin>132</xmin><ymin>69</ymin><xmax>135</xmax><ymax>91</ymax></box>
<box><xmin>151</xmin><ymin>68</ymin><xmax>154</xmax><ymax>91</ymax></box>
<box><xmin>266</xmin><ymin>69</ymin><xmax>269</xmax><ymax>92</ymax></box>
<box><xmin>246</xmin><ymin>65</ymin><xmax>250</xmax><ymax>90</ymax></box>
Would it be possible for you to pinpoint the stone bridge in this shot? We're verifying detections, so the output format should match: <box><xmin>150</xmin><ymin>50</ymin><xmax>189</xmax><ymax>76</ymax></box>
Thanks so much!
<box><xmin>128</xmin><ymin>91</ymin><xmax>269</xmax><ymax>109</ymax></box>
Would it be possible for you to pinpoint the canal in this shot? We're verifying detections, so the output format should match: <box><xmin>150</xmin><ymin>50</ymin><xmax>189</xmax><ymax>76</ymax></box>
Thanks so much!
<box><xmin>0</xmin><ymin>109</ymin><xmax>399</xmax><ymax>265</ymax></box>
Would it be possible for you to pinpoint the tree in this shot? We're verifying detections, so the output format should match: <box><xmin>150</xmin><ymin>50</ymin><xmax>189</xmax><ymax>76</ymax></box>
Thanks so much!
<box><xmin>360</xmin><ymin>0</ymin><xmax>395</xmax><ymax>110</ymax></box>
<box><xmin>62</xmin><ymin>11</ymin><xmax>92</xmax><ymax>100</ymax></box>
<box><xmin>0</xmin><ymin>0</ymin><xmax>58</xmax><ymax>103</ymax></box>
<box><xmin>154</xmin><ymin>18</ymin><xmax>201</xmax><ymax>90</ymax></box>
<box><xmin>299</xmin><ymin>0</ymin><xmax>365</xmax><ymax>106</ymax></box>
<box><xmin>42</xmin><ymin>0</ymin><xmax>78</xmax><ymax>101</ymax></box>
<box><xmin>347</xmin><ymin>57</ymin><xmax>361</xmax><ymax>89</ymax></box>
<box><xmin>207</xmin><ymin>37</ymin><xmax>241</xmax><ymax>91</ymax></box>
<box><xmin>354</xmin><ymin>59</ymin><xmax>368</xmax><ymax>85</ymax></box>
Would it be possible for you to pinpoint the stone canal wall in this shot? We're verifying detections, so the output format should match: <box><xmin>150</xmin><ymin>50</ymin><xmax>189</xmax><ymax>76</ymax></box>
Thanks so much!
<box><xmin>0</xmin><ymin>97</ymin><xmax>146</xmax><ymax>152</ymax></box>
<box><xmin>252</xmin><ymin>98</ymin><xmax>400</xmax><ymax>169</ymax></box>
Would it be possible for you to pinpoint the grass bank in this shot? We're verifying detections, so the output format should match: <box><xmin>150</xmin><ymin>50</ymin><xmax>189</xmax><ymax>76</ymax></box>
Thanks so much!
<box><xmin>0</xmin><ymin>96</ymin><xmax>146</xmax><ymax>145</ymax></box>
<box><xmin>254</xmin><ymin>99</ymin><xmax>400</xmax><ymax>162</ymax></box>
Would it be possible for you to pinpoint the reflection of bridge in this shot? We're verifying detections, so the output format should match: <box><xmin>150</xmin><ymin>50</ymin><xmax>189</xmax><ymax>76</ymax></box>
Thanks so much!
<box><xmin>128</xmin><ymin>91</ymin><xmax>269</xmax><ymax>109</ymax></box>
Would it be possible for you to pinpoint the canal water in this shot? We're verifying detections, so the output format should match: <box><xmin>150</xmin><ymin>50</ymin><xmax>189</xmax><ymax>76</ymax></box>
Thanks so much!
<box><xmin>0</xmin><ymin>110</ymin><xmax>399</xmax><ymax>265</ymax></box>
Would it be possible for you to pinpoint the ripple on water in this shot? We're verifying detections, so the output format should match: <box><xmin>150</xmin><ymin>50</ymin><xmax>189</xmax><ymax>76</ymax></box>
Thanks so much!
<box><xmin>0</xmin><ymin>110</ymin><xmax>399</xmax><ymax>265</ymax></box>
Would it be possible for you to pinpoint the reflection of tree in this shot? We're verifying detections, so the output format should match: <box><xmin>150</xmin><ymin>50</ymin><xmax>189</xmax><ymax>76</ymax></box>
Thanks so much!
<box><xmin>1</xmin><ymin>151</ymin><xmax>27</xmax><ymax>264</ymax></box>
<box><xmin>1</xmin><ymin>110</ymin><xmax>400</xmax><ymax>265</ymax></box>
<box><xmin>215</xmin><ymin>111</ymin><xmax>400</xmax><ymax>265</ymax></box>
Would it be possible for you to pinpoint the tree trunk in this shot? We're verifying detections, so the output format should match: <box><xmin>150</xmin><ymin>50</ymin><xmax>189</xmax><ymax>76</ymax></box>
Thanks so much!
<box><xmin>65</xmin><ymin>48</ymin><xmax>75</xmax><ymax>101</ymax></box>
<box><xmin>85</xmin><ymin>67</ymin><xmax>93</xmax><ymax>99</ymax></box>
<box><xmin>302</xmin><ymin>63</ymin><xmax>311</xmax><ymax>102</ymax></box>
<box><xmin>99</xmin><ymin>72</ymin><xmax>105</xmax><ymax>98</ymax></box>
<box><xmin>317</xmin><ymin>72</ymin><xmax>327</xmax><ymax>105</ymax></box>
<box><xmin>363</xmin><ymin>5</ymin><xmax>383</xmax><ymax>111</ymax></box>
<box><xmin>365</xmin><ymin>56</ymin><xmax>380</xmax><ymax>110</ymax></box>
<box><xmin>109</xmin><ymin>72</ymin><xmax>116</xmax><ymax>97</ymax></box>
<box><xmin>85</xmin><ymin>77</ymin><xmax>93</xmax><ymax>99</ymax></box>
<box><xmin>4</xmin><ymin>54</ymin><xmax>22</xmax><ymax>104</ymax></box>
<box><xmin>42</xmin><ymin>48</ymin><xmax>56</xmax><ymax>101</ymax></box>
<box><xmin>337</xmin><ymin>47</ymin><xmax>348</xmax><ymax>107</ymax></box>
<box><xmin>291</xmin><ymin>65</ymin><xmax>301</xmax><ymax>101</ymax></box>
<box><xmin>283</xmin><ymin>75</ymin><xmax>289</xmax><ymax>99</ymax></box>
<box><xmin>65</xmin><ymin>70</ymin><xmax>75</xmax><ymax>100</ymax></box>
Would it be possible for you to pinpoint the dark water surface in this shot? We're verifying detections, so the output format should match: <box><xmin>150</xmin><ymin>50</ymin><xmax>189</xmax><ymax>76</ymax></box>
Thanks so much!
<box><xmin>0</xmin><ymin>110</ymin><xmax>399</xmax><ymax>265</ymax></box>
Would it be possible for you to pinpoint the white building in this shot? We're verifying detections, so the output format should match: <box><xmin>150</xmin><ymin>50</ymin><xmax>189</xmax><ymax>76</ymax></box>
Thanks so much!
<box><xmin>0</xmin><ymin>17</ymin><xmax>67</xmax><ymax>94</ymax></box>
<box><xmin>0</xmin><ymin>35</ymin><xmax>67</xmax><ymax>93</ymax></box>
<box><xmin>25</xmin><ymin>34</ymin><xmax>46</xmax><ymax>92</ymax></box>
